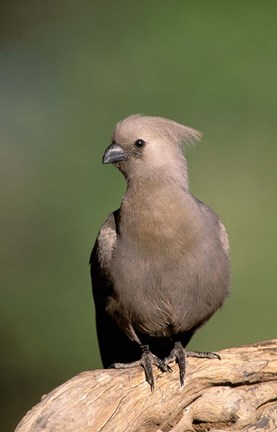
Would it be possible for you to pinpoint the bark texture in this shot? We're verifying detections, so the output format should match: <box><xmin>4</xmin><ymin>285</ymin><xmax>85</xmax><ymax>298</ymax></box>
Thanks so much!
<box><xmin>15</xmin><ymin>340</ymin><xmax>277</xmax><ymax>432</ymax></box>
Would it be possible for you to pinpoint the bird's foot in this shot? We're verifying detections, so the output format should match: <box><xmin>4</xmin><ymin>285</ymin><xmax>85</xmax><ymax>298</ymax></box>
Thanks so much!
<box><xmin>111</xmin><ymin>345</ymin><xmax>169</xmax><ymax>391</ymax></box>
<box><xmin>162</xmin><ymin>343</ymin><xmax>221</xmax><ymax>387</ymax></box>
<box><xmin>161</xmin><ymin>341</ymin><xmax>186</xmax><ymax>386</ymax></box>
<box><xmin>140</xmin><ymin>344</ymin><xmax>170</xmax><ymax>390</ymax></box>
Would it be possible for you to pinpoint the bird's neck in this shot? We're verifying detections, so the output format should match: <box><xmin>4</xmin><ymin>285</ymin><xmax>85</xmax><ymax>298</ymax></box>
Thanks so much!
<box><xmin>119</xmin><ymin>179</ymin><xmax>202</xmax><ymax>247</ymax></box>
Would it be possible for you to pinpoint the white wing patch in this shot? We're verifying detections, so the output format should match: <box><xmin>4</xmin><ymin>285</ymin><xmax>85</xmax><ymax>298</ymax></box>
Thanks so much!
<box><xmin>97</xmin><ymin>225</ymin><xmax>117</xmax><ymax>268</ymax></box>
<box><xmin>218</xmin><ymin>220</ymin><xmax>230</xmax><ymax>255</ymax></box>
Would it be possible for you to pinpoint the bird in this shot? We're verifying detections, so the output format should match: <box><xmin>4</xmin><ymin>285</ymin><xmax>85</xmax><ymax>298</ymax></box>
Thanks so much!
<box><xmin>90</xmin><ymin>114</ymin><xmax>230</xmax><ymax>390</ymax></box>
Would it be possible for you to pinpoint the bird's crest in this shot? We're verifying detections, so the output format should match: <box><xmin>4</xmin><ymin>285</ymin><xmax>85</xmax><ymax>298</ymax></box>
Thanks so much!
<box><xmin>118</xmin><ymin>114</ymin><xmax>202</xmax><ymax>149</ymax></box>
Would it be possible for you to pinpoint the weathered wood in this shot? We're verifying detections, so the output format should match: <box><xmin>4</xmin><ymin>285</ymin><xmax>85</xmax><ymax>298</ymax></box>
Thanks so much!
<box><xmin>15</xmin><ymin>340</ymin><xmax>277</xmax><ymax>432</ymax></box>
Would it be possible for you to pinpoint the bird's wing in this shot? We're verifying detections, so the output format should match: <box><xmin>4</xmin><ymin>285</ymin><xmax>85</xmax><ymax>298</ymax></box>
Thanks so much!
<box><xmin>90</xmin><ymin>210</ymin><xmax>141</xmax><ymax>367</ymax></box>
<box><xmin>192</xmin><ymin>195</ymin><xmax>230</xmax><ymax>256</ymax></box>
<box><xmin>217</xmin><ymin>219</ymin><xmax>230</xmax><ymax>255</ymax></box>
<box><xmin>90</xmin><ymin>211</ymin><xmax>118</xmax><ymax>300</ymax></box>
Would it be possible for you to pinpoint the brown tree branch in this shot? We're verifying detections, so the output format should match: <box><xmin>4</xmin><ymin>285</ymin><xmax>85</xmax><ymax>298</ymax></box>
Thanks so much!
<box><xmin>15</xmin><ymin>340</ymin><xmax>277</xmax><ymax>432</ymax></box>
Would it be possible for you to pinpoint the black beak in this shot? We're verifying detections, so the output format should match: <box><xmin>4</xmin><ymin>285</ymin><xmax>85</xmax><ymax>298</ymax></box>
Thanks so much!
<box><xmin>102</xmin><ymin>143</ymin><xmax>128</xmax><ymax>164</ymax></box>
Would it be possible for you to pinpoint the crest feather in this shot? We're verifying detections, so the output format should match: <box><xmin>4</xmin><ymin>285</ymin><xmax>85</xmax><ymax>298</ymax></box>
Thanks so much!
<box><xmin>118</xmin><ymin>114</ymin><xmax>202</xmax><ymax>148</ymax></box>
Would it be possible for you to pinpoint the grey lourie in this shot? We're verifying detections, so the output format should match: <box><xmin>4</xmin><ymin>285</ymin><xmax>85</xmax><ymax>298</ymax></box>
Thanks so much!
<box><xmin>90</xmin><ymin>114</ymin><xmax>230</xmax><ymax>390</ymax></box>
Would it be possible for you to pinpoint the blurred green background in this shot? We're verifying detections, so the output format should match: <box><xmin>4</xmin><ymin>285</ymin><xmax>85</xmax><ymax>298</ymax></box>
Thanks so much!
<box><xmin>1</xmin><ymin>1</ymin><xmax>276</xmax><ymax>430</ymax></box>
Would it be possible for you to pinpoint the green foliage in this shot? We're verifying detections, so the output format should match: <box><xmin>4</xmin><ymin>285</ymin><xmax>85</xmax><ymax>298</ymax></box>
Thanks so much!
<box><xmin>0</xmin><ymin>1</ymin><xmax>276</xmax><ymax>430</ymax></box>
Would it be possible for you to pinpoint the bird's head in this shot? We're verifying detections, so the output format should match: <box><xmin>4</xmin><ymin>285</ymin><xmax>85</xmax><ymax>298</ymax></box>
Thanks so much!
<box><xmin>102</xmin><ymin>114</ymin><xmax>201</xmax><ymax>189</ymax></box>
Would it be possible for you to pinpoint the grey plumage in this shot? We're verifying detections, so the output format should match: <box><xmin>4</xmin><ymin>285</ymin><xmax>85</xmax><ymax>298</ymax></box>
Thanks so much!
<box><xmin>90</xmin><ymin>114</ymin><xmax>230</xmax><ymax>388</ymax></box>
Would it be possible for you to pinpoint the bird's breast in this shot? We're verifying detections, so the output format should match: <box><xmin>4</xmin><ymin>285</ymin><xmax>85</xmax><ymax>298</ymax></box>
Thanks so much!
<box><xmin>107</xmin><ymin>190</ymin><xmax>230</xmax><ymax>338</ymax></box>
<box><xmin>109</xmin><ymin>231</ymin><xmax>229</xmax><ymax>339</ymax></box>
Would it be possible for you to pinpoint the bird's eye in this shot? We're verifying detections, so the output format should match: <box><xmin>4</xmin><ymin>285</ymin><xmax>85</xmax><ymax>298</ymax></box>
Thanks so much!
<box><xmin>134</xmin><ymin>139</ymin><xmax>146</xmax><ymax>149</ymax></box>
